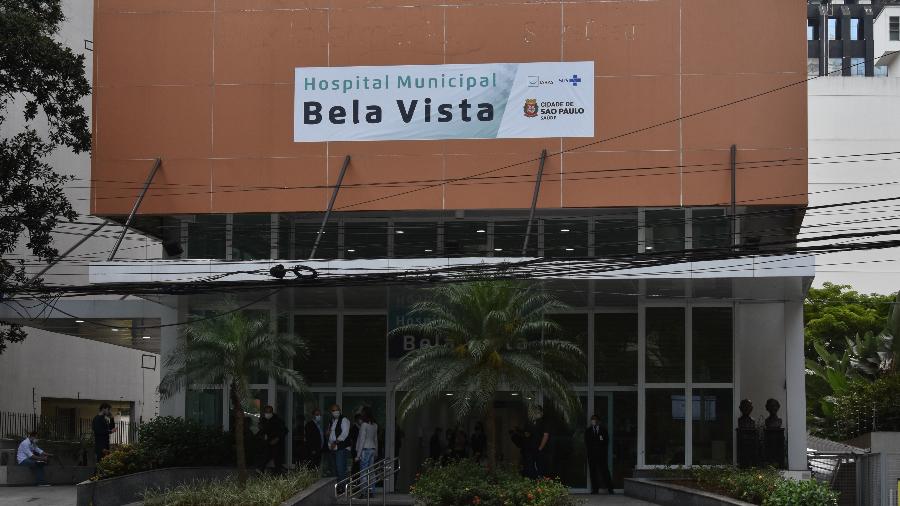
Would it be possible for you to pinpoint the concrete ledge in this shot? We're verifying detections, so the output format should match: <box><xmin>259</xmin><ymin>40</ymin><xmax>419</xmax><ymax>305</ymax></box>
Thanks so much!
<box><xmin>1</xmin><ymin>464</ymin><xmax>93</xmax><ymax>485</ymax></box>
<box><xmin>76</xmin><ymin>467</ymin><xmax>236</xmax><ymax>506</ymax></box>
<box><xmin>625</xmin><ymin>478</ymin><xmax>756</xmax><ymax>506</ymax></box>
<box><xmin>282</xmin><ymin>477</ymin><xmax>335</xmax><ymax>506</ymax></box>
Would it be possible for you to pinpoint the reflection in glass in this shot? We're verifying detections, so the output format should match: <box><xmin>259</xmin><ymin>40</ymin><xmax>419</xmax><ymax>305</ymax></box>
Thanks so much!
<box><xmin>545</xmin><ymin>397</ymin><xmax>587</xmax><ymax>488</ymax></box>
<box><xmin>285</xmin><ymin>222</ymin><xmax>337</xmax><ymax>260</ymax></box>
<box><xmin>393</xmin><ymin>222</ymin><xmax>438</xmax><ymax>258</ymax></box>
<box><xmin>188</xmin><ymin>215</ymin><xmax>225</xmax><ymax>259</ymax></box>
<box><xmin>343</xmin><ymin>394</ymin><xmax>387</xmax><ymax>460</ymax></box>
<box><xmin>444</xmin><ymin>221</ymin><xmax>488</xmax><ymax>256</ymax></box>
<box><xmin>692</xmin><ymin>307</ymin><xmax>733</xmax><ymax>383</ymax></box>
<box><xmin>544</xmin><ymin>219</ymin><xmax>588</xmax><ymax>257</ymax></box>
<box><xmin>343</xmin><ymin>315</ymin><xmax>387</xmax><ymax>386</ymax></box>
<box><xmin>645</xmin><ymin>210</ymin><xmax>685</xmax><ymax>253</ymax></box>
<box><xmin>344</xmin><ymin>222</ymin><xmax>388</xmax><ymax>258</ymax></box>
<box><xmin>645</xmin><ymin>389</ymin><xmax>685</xmax><ymax>465</ymax></box>
<box><xmin>612</xmin><ymin>392</ymin><xmax>637</xmax><ymax>487</ymax></box>
<box><xmin>186</xmin><ymin>389</ymin><xmax>223</xmax><ymax>428</ymax></box>
<box><xmin>645</xmin><ymin>308</ymin><xmax>685</xmax><ymax>383</ymax></box>
<box><xmin>232</xmin><ymin>214</ymin><xmax>271</xmax><ymax>260</ymax></box>
<box><xmin>294</xmin><ymin>315</ymin><xmax>337</xmax><ymax>385</ymax></box>
<box><xmin>692</xmin><ymin>389</ymin><xmax>733</xmax><ymax>465</ymax></box>
<box><xmin>596</xmin><ymin>216</ymin><xmax>638</xmax><ymax>256</ymax></box>
<box><xmin>493</xmin><ymin>221</ymin><xmax>533</xmax><ymax>256</ymax></box>
<box><xmin>595</xmin><ymin>313</ymin><xmax>637</xmax><ymax>386</ymax></box>
<box><xmin>692</xmin><ymin>209</ymin><xmax>730</xmax><ymax>251</ymax></box>
<box><xmin>548</xmin><ymin>314</ymin><xmax>588</xmax><ymax>383</ymax></box>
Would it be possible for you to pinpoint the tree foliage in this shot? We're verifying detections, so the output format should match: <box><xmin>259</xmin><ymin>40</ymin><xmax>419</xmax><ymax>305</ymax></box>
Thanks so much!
<box><xmin>391</xmin><ymin>281</ymin><xmax>585</xmax><ymax>468</ymax></box>
<box><xmin>0</xmin><ymin>0</ymin><xmax>91</xmax><ymax>353</ymax></box>
<box><xmin>805</xmin><ymin>283</ymin><xmax>893</xmax><ymax>357</ymax></box>
<box><xmin>158</xmin><ymin>310</ymin><xmax>306</xmax><ymax>485</ymax></box>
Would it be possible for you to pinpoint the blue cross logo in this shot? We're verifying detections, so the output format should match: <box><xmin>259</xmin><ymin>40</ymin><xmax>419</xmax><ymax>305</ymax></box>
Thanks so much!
<box><xmin>570</xmin><ymin>74</ymin><xmax>582</xmax><ymax>86</ymax></box>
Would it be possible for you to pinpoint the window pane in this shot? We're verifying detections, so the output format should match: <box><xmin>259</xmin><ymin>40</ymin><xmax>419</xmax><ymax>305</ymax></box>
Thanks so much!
<box><xmin>394</xmin><ymin>222</ymin><xmax>438</xmax><ymax>258</ymax></box>
<box><xmin>232</xmin><ymin>214</ymin><xmax>271</xmax><ymax>260</ymax></box>
<box><xmin>286</xmin><ymin>222</ymin><xmax>338</xmax><ymax>260</ymax></box>
<box><xmin>692</xmin><ymin>209</ymin><xmax>730</xmax><ymax>250</ymax></box>
<box><xmin>343</xmin><ymin>315</ymin><xmax>387</xmax><ymax>386</ymax></box>
<box><xmin>595</xmin><ymin>313</ymin><xmax>637</xmax><ymax>386</ymax></box>
<box><xmin>444</xmin><ymin>221</ymin><xmax>488</xmax><ymax>256</ymax></box>
<box><xmin>612</xmin><ymin>392</ymin><xmax>637</xmax><ymax>488</ymax></box>
<box><xmin>850</xmin><ymin>18</ymin><xmax>861</xmax><ymax>41</ymax></box>
<box><xmin>693</xmin><ymin>307</ymin><xmax>733</xmax><ymax>383</ymax></box>
<box><xmin>645</xmin><ymin>389</ymin><xmax>685</xmax><ymax>465</ymax></box>
<box><xmin>544</xmin><ymin>219</ymin><xmax>588</xmax><ymax>257</ymax></box>
<box><xmin>875</xmin><ymin>65</ymin><xmax>889</xmax><ymax>77</ymax></box>
<box><xmin>807</xmin><ymin>58</ymin><xmax>819</xmax><ymax>77</ymax></box>
<box><xmin>188</xmin><ymin>215</ymin><xmax>225</xmax><ymax>259</ymax></box>
<box><xmin>851</xmin><ymin>58</ymin><xmax>866</xmax><ymax>76</ymax></box>
<box><xmin>295</xmin><ymin>315</ymin><xmax>337</xmax><ymax>385</ymax></box>
<box><xmin>344</xmin><ymin>221</ymin><xmax>388</xmax><ymax>258</ymax></box>
<box><xmin>493</xmin><ymin>220</ymin><xmax>533</xmax><ymax>256</ymax></box>
<box><xmin>645</xmin><ymin>210</ymin><xmax>684</xmax><ymax>253</ymax></box>
<box><xmin>828</xmin><ymin>58</ymin><xmax>843</xmax><ymax>75</ymax></box>
<box><xmin>596</xmin><ymin>215</ymin><xmax>638</xmax><ymax>256</ymax></box>
<box><xmin>186</xmin><ymin>389</ymin><xmax>223</xmax><ymax>428</ymax></box>
<box><xmin>646</xmin><ymin>307</ymin><xmax>685</xmax><ymax>383</ymax></box>
<box><xmin>548</xmin><ymin>314</ymin><xmax>588</xmax><ymax>384</ymax></box>
<box><xmin>544</xmin><ymin>397</ymin><xmax>587</xmax><ymax>488</ymax></box>
<box><xmin>891</xmin><ymin>17</ymin><xmax>900</xmax><ymax>41</ymax></box>
<box><xmin>692</xmin><ymin>389</ymin><xmax>734</xmax><ymax>465</ymax></box>
<box><xmin>828</xmin><ymin>18</ymin><xmax>838</xmax><ymax>40</ymax></box>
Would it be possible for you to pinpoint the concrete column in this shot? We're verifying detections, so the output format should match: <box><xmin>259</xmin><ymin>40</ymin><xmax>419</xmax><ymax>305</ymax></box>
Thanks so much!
<box><xmin>158</xmin><ymin>298</ymin><xmax>185</xmax><ymax>418</ymax></box>
<box><xmin>784</xmin><ymin>299</ymin><xmax>807</xmax><ymax>473</ymax></box>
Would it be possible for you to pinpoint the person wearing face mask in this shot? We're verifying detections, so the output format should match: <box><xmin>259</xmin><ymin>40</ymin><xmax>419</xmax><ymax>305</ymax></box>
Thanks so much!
<box><xmin>91</xmin><ymin>403</ymin><xmax>116</xmax><ymax>465</ymax></box>
<box><xmin>302</xmin><ymin>409</ymin><xmax>324</xmax><ymax>468</ymax></box>
<box><xmin>17</xmin><ymin>431</ymin><xmax>51</xmax><ymax>486</ymax></box>
<box><xmin>326</xmin><ymin>404</ymin><xmax>352</xmax><ymax>488</ymax></box>
<box><xmin>584</xmin><ymin>414</ymin><xmax>614</xmax><ymax>495</ymax></box>
<box><xmin>258</xmin><ymin>405</ymin><xmax>289</xmax><ymax>472</ymax></box>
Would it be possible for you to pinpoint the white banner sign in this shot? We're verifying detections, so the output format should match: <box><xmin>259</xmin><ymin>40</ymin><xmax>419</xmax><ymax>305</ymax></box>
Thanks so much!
<box><xmin>293</xmin><ymin>61</ymin><xmax>594</xmax><ymax>142</ymax></box>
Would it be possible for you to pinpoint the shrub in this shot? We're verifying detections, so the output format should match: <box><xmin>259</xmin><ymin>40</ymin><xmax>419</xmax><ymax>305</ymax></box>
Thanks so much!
<box><xmin>142</xmin><ymin>467</ymin><xmax>318</xmax><ymax>506</ymax></box>
<box><xmin>138</xmin><ymin>416</ymin><xmax>230</xmax><ymax>468</ymax></box>
<box><xmin>410</xmin><ymin>459</ymin><xmax>575</xmax><ymax>506</ymax></box>
<box><xmin>94</xmin><ymin>444</ymin><xmax>153</xmax><ymax>480</ymax></box>
<box><xmin>763</xmin><ymin>478</ymin><xmax>838</xmax><ymax>506</ymax></box>
<box><xmin>824</xmin><ymin>372</ymin><xmax>900</xmax><ymax>440</ymax></box>
<box><xmin>691</xmin><ymin>466</ymin><xmax>780</xmax><ymax>504</ymax></box>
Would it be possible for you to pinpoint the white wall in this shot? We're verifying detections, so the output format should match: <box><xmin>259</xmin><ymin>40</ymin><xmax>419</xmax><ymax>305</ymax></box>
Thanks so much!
<box><xmin>808</xmin><ymin>76</ymin><xmax>900</xmax><ymax>294</ymax></box>
<box><xmin>0</xmin><ymin>1</ymin><xmax>162</xmax><ymax>419</ymax></box>
<box><xmin>0</xmin><ymin>328</ymin><xmax>160</xmax><ymax>421</ymax></box>
<box><xmin>874</xmin><ymin>6</ymin><xmax>900</xmax><ymax>76</ymax></box>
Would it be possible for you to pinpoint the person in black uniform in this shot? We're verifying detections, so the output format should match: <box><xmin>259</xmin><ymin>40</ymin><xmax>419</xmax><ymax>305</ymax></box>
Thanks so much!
<box><xmin>91</xmin><ymin>403</ymin><xmax>115</xmax><ymax>464</ymax></box>
<box><xmin>531</xmin><ymin>406</ymin><xmax>551</xmax><ymax>478</ymax></box>
<box><xmin>584</xmin><ymin>414</ymin><xmax>614</xmax><ymax>495</ymax></box>
<box><xmin>258</xmin><ymin>405</ymin><xmax>288</xmax><ymax>472</ymax></box>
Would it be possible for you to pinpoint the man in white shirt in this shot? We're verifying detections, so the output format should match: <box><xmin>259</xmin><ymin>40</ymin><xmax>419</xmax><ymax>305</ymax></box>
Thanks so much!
<box><xmin>17</xmin><ymin>431</ymin><xmax>51</xmax><ymax>486</ymax></box>
<box><xmin>326</xmin><ymin>404</ymin><xmax>352</xmax><ymax>488</ymax></box>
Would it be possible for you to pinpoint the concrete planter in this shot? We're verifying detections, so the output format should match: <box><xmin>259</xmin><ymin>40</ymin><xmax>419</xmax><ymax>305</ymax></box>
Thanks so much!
<box><xmin>281</xmin><ymin>478</ymin><xmax>335</xmax><ymax>506</ymax></box>
<box><xmin>625</xmin><ymin>478</ymin><xmax>757</xmax><ymax>506</ymax></box>
<box><xmin>76</xmin><ymin>467</ymin><xmax>236</xmax><ymax>506</ymax></box>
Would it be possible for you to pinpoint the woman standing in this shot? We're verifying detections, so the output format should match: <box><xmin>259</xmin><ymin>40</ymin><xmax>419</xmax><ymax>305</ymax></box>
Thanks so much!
<box><xmin>355</xmin><ymin>407</ymin><xmax>379</xmax><ymax>497</ymax></box>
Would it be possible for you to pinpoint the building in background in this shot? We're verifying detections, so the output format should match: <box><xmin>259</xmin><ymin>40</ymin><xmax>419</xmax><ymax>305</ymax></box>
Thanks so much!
<box><xmin>806</xmin><ymin>0</ymin><xmax>900</xmax><ymax>77</ymax></box>
<box><xmin>80</xmin><ymin>0</ymin><xmax>813</xmax><ymax>490</ymax></box>
<box><xmin>0</xmin><ymin>0</ymin><xmax>163</xmax><ymax>432</ymax></box>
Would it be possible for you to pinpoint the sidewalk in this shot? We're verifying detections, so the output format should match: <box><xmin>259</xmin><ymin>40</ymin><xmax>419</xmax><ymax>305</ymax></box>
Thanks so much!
<box><xmin>573</xmin><ymin>492</ymin><xmax>659</xmax><ymax>505</ymax></box>
<box><xmin>0</xmin><ymin>486</ymin><xmax>75</xmax><ymax>506</ymax></box>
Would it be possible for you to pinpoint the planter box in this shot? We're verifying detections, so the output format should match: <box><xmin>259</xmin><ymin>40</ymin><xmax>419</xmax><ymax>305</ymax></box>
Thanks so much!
<box><xmin>76</xmin><ymin>467</ymin><xmax>236</xmax><ymax>506</ymax></box>
<box><xmin>625</xmin><ymin>478</ymin><xmax>757</xmax><ymax>506</ymax></box>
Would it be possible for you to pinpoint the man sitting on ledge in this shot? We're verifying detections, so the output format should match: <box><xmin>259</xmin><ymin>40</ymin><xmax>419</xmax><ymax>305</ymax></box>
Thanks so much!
<box><xmin>17</xmin><ymin>431</ymin><xmax>51</xmax><ymax>486</ymax></box>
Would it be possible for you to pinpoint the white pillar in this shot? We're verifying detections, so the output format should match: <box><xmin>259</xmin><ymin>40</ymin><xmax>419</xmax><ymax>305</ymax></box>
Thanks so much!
<box><xmin>158</xmin><ymin>299</ymin><xmax>185</xmax><ymax>418</ymax></box>
<box><xmin>784</xmin><ymin>298</ymin><xmax>807</xmax><ymax>473</ymax></box>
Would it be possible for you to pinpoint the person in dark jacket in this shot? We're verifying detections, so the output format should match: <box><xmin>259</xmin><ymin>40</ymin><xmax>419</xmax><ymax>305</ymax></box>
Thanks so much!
<box><xmin>584</xmin><ymin>414</ymin><xmax>614</xmax><ymax>495</ymax></box>
<box><xmin>258</xmin><ymin>405</ymin><xmax>288</xmax><ymax>472</ymax></box>
<box><xmin>302</xmin><ymin>409</ymin><xmax>325</xmax><ymax>468</ymax></box>
<box><xmin>91</xmin><ymin>403</ymin><xmax>115</xmax><ymax>464</ymax></box>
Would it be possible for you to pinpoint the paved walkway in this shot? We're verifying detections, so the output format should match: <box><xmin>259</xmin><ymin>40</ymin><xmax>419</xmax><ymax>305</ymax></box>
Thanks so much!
<box><xmin>572</xmin><ymin>492</ymin><xmax>658</xmax><ymax>505</ymax></box>
<box><xmin>0</xmin><ymin>486</ymin><xmax>76</xmax><ymax>506</ymax></box>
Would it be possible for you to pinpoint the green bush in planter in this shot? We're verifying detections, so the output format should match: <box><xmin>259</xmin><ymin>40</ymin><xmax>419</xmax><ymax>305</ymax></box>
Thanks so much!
<box><xmin>138</xmin><ymin>416</ymin><xmax>230</xmax><ymax>468</ymax></box>
<box><xmin>763</xmin><ymin>478</ymin><xmax>838</xmax><ymax>506</ymax></box>
<box><xmin>410</xmin><ymin>459</ymin><xmax>575</xmax><ymax>506</ymax></box>
<box><xmin>691</xmin><ymin>466</ymin><xmax>781</xmax><ymax>504</ymax></box>
<box><xmin>93</xmin><ymin>444</ymin><xmax>153</xmax><ymax>480</ymax></box>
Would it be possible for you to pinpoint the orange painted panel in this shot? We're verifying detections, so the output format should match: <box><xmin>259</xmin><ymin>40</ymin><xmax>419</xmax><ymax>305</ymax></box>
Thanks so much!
<box><xmin>445</xmin><ymin>3</ymin><xmax>562</xmax><ymax>64</ymax></box>
<box><xmin>560</xmin><ymin>151</ymin><xmax>682</xmax><ymax>208</ymax></box>
<box><xmin>211</xmin><ymin>157</ymin><xmax>328</xmax><ymax>213</ymax></box>
<box><xmin>331</xmin><ymin>154</ymin><xmax>445</xmax><ymax>211</ymax></box>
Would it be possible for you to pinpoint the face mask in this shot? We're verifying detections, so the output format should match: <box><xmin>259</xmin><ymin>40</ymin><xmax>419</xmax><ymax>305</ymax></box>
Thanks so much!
<box><xmin>264</xmin><ymin>413</ymin><xmax>273</xmax><ymax>419</ymax></box>
<box><xmin>30</xmin><ymin>438</ymin><xmax>38</xmax><ymax>444</ymax></box>
<box><xmin>591</xmin><ymin>420</ymin><xmax>598</xmax><ymax>426</ymax></box>
<box><xmin>314</xmin><ymin>415</ymin><xmax>322</xmax><ymax>423</ymax></box>
<box><xmin>332</xmin><ymin>411</ymin><xmax>341</xmax><ymax>418</ymax></box>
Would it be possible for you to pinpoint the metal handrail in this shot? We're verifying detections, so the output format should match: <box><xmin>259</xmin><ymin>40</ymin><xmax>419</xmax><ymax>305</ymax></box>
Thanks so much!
<box><xmin>334</xmin><ymin>456</ymin><xmax>399</xmax><ymax>506</ymax></box>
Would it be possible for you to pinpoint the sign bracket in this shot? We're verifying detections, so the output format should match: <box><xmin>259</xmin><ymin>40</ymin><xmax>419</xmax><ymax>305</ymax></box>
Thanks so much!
<box><xmin>108</xmin><ymin>158</ymin><xmax>162</xmax><ymax>261</ymax></box>
<box><xmin>310</xmin><ymin>154</ymin><xmax>351</xmax><ymax>259</ymax></box>
<box><xmin>522</xmin><ymin>149</ymin><xmax>548</xmax><ymax>256</ymax></box>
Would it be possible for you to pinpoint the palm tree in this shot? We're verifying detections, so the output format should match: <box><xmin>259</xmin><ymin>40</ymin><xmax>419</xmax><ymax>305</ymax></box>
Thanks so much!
<box><xmin>159</xmin><ymin>310</ymin><xmax>306</xmax><ymax>484</ymax></box>
<box><xmin>391</xmin><ymin>281</ymin><xmax>585</xmax><ymax>469</ymax></box>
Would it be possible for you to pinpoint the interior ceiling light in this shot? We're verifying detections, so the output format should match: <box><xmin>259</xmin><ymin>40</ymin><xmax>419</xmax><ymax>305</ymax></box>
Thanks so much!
<box><xmin>445</xmin><ymin>393</ymin><xmax>454</xmax><ymax>396</ymax></box>
<box><xmin>75</xmin><ymin>320</ymin><xmax>85</xmax><ymax>323</ymax></box>
<box><xmin>424</xmin><ymin>249</ymin><xmax>433</xmax><ymax>252</ymax></box>
<box><xmin>494</xmin><ymin>248</ymin><xmax>503</xmax><ymax>252</ymax></box>
<box><xmin>142</xmin><ymin>336</ymin><xmax>151</xmax><ymax>339</ymax></box>
<box><xmin>645</xmin><ymin>246</ymin><xmax>654</xmax><ymax>251</ymax></box>
<box><xmin>565</xmin><ymin>248</ymin><xmax>575</xmax><ymax>251</ymax></box>
<box><xmin>395</xmin><ymin>230</ymin><xmax>404</xmax><ymax>234</ymax></box>
<box><xmin>111</xmin><ymin>328</ymin><xmax>119</xmax><ymax>332</ymax></box>
<box><xmin>476</xmin><ymin>229</ymin><xmax>486</xmax><ymax>233</ymax></box>
<box><xmin>347</xmin><ymin>249</ymin><xmax>356</xmax><ymax>253</ymax></box>
<box><xmin>511</xmin><ymin>392</ymin><xmax>520</xmax><ymax>396</ymax></box>
<box><xmin>560</xmin><ymin>228</ymin><xmax>570</xmax><ymax>232</ymax></box>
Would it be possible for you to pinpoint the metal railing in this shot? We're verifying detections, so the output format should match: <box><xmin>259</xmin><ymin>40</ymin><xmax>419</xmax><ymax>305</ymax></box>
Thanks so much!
<box><xmin>808</xmin><ymin>451</ymin><xmax>881</xmax><ymax>506</ymax></box>
<box><xmin>334</xmin><ymin>457</ymin><xmax>399</xmax><ymax>506</ymax></box>
<box><xmin>0</xmin><ymin>411</ymin><xmax>137</xmax><ymax>445</ymax></box>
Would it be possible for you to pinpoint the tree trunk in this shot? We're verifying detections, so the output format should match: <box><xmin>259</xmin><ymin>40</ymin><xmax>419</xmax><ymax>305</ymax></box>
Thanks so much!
<box><xmin>486</xmin><ymin>403</ymin><xmax>497</xmax><ymax>471</ymax></box>
<box><xmin>230</xmin><ymin>383</ymin><xmax>248</xmax><ymax>486</ymax></box>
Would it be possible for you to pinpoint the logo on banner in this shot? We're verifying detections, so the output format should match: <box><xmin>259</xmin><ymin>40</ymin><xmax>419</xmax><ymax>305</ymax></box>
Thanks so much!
<box><xmin>523</xmin><ymin>99</ymin><xmax>538</xmax><ymax>118</ymax></box>
<box><xmin>561</xmin><ymin>74</ymin><xmax>583</xmax><ymax>86</ymax></box>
